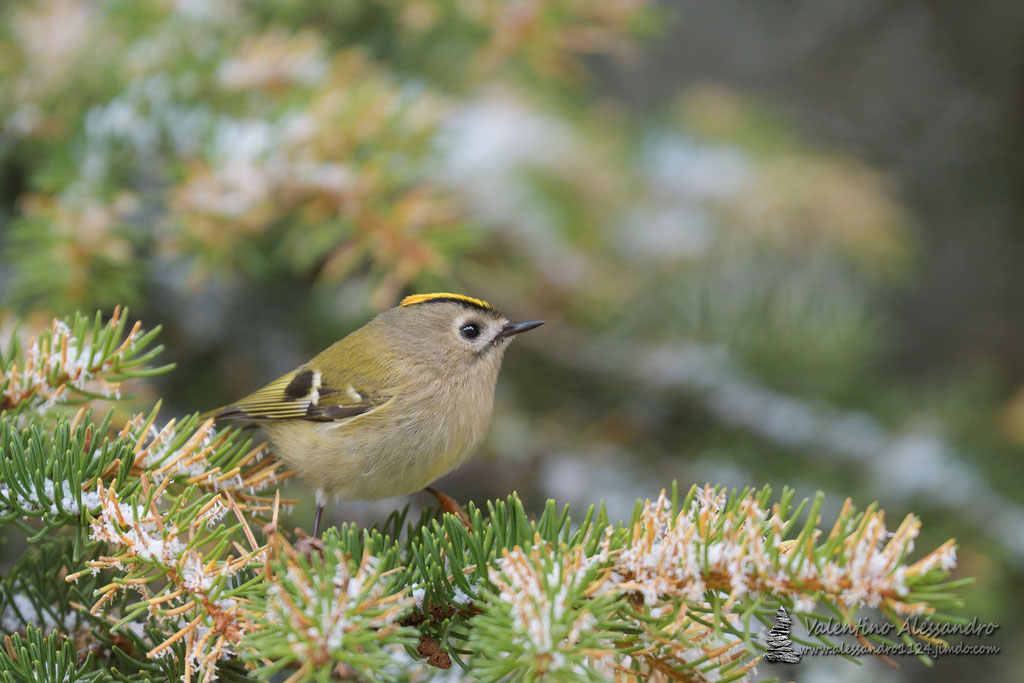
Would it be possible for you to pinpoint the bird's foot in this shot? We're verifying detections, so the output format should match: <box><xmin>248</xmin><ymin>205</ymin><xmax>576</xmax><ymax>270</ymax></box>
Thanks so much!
<box><xmin>425</xmin><ymin>486</ymin><xmax>472</xmax><ymax>528</ymax></box>
<box><xmin>294</xmin><ymin>530</ymin><xmax>324</xmax><ymax>557</ymax></box>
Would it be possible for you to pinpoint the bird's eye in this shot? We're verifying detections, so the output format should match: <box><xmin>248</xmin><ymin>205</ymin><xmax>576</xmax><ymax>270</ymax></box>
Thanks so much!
<box><xmin>460</xmin><ymin>323</ymin><xmax>481</xmax><ymax>340</ymax></box>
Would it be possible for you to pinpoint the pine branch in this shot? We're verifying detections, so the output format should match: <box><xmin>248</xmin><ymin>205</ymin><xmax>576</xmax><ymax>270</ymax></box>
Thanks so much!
<box><xmin>0</xmin><ymin>311</ymin><xmax>970</xmax><ymax>681</ymax></box>
<box><xmin>0</xmin><ymin>625</ymin><xmax>102</xmax><ymax>683</ymax></box>
<box><xmin>243</xmin><ymin>539</ymin><xmax>416</xmax><ymax>680</ymax></box>
<box><xmin>0</xmin><ymin>307</ymin><xmax>170</xmax><ymax>415</ymax></box>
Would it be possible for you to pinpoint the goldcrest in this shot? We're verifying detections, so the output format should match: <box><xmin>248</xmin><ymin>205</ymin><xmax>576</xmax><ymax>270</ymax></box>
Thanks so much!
<box><xmin>206</xmin><ymin>293</ymin><xmax>544</xmax><ymax>534</ymax></box>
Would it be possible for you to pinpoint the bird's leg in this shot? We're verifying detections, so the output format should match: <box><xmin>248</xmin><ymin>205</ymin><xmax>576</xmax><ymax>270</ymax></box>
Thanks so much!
<box><xmin>297</xmin><ymin>489</ymin><xmax>327</xmax><ymax>557</ymax></box>
<box><xmin>425</xmin><ymin>486</ymin><xmax>471</xmax><ymax>527</ymax></box>
<box><xmin>312</xmin><ymin>503</ymin><xmax>324</xmax><ymax>538</ymax></box>
<box><xmin>312</xmin><ymin>488</ymin><xmax>327</xmax><ymax>538</ymax></box>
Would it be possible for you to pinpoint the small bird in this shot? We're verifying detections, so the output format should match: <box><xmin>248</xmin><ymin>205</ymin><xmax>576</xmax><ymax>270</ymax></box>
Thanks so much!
<box><xmin>206</xmin><ymin>293</ymin><xmax>544</xmax><ymax>536</ymax></box>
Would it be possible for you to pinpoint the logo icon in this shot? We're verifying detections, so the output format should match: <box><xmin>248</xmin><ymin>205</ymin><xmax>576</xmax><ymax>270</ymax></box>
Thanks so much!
<box><xmin>764</xmin><ymin>606</ymin><xmax>802</xmax><ymax>664</ymax></box>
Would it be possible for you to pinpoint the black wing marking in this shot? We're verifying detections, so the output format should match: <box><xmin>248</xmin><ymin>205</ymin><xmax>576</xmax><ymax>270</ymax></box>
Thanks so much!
<box><xmin>210</xmin><ymin>367</ymin><xmax>391</xmax><ymax>423</ymax></box>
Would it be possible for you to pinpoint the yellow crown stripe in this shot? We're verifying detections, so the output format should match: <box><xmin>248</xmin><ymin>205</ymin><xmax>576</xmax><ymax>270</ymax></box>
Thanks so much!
<box><xmin>400</xmin><ymin>292</ymin><xmax>493</xmax><ymax>311</ymax></box>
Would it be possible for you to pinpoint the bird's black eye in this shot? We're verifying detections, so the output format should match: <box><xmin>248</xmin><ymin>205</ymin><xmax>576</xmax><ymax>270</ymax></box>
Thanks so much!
<box><xmin>460</xmin><ymin>323</ymin><xmax>480</xmax><ymax>340</ymax></box>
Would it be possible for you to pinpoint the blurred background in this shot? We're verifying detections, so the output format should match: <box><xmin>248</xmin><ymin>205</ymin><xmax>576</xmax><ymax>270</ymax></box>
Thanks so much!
<box><xmin>0</xmin><ymin>0</ymin><xmax>1021</xmax><ymax>680</ymax></box>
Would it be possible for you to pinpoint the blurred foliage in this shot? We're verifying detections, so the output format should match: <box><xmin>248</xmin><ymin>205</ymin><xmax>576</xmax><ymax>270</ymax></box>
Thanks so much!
<box><xmin>0</xmin><ymin>0</ymin><xmax>1019</xmax><ymax>680</ymax></box>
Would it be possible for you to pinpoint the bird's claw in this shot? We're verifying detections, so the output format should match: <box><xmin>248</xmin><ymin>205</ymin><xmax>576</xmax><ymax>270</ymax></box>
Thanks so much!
<box><xmin>294</xmin><ymin>533</ymin><xmax>324</xmax><ymax>557</ymax></box>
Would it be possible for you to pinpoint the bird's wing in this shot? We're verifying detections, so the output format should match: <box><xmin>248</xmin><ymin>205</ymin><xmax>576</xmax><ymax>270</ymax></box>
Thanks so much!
<box><xmin>209</xmin><ymin>366</ymin><xmax>392</xmax><ymax>423</ymax></box>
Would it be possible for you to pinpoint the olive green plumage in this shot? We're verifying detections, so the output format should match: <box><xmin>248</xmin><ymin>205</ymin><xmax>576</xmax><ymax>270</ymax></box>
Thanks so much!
<box><xmin>206</xmin><ymin>294</ymin><xmax>544</xmax><ymax>508</ymax></box>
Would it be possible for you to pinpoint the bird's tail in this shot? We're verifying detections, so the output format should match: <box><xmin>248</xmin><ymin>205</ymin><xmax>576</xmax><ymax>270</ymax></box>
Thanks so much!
<box><xmin>198</xmin><ymin>406</ymin><xmax>225</xmax><ymax>423</ymax></box>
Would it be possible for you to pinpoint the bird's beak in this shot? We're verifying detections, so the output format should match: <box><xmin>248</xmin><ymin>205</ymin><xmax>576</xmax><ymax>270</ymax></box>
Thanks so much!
<box><xmin>497</xmin><ymin>320</ymin><xmax>545</xmax><ymax>339</ymax></box>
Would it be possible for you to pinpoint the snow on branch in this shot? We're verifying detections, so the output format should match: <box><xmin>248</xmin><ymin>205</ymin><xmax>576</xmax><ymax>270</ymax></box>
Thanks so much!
<box><xmin>0</xmin><ymin>307</ymin><xmax>169</xmax><ymax>414</ymax></box>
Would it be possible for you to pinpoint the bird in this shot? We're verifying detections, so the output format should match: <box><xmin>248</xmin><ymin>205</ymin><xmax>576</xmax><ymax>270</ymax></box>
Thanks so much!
<box><xmin>205</xmin><ymin>292</ymin><xmax>544</xmax><ymax>537</ymax></box>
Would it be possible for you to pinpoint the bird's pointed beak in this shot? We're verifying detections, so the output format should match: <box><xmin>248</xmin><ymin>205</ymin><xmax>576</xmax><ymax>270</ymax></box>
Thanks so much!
<box><xmin>497</xmin><ymin>319</ymin><xmax>545</xmax><ymax>339</ymax></box>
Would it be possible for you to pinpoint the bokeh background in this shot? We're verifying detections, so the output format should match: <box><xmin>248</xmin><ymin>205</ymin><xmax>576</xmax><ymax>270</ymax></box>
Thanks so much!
<box><xmin>1</xmin><ymin>1</ymin><xmax>1021</xmax><ymax>680</ymax></box>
